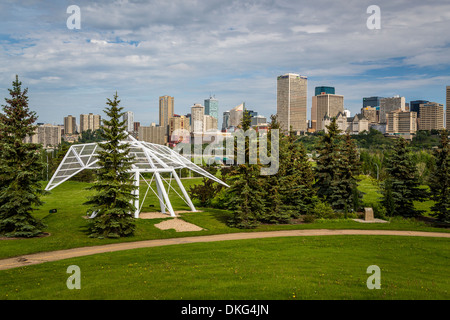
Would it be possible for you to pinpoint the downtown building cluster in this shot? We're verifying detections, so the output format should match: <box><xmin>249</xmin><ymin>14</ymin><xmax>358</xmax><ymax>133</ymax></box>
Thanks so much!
<box><xmin>28</xmin><ymin>77</ymin><xmax>450</xmax><ymax>149</ymax></box>
<box><xmin>276</xmin><ymin>73</ymin><xmax>450</xmax><ymax>140</ymax></box>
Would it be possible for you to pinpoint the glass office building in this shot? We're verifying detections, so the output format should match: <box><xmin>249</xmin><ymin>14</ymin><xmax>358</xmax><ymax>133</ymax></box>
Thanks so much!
<box><xmin>315</xmin><ymin>86</ymin><xmax>335</xmax><ymax>96</ymax></box>
<box><xmin>363</xmin><ymin>96</ymin><xmax>384</xmax><ymax>110</ymax></box>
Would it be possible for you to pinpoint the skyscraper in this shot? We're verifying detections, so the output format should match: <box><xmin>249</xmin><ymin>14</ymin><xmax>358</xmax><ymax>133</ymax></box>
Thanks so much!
<box><xmin>363</xmin><ymin>96</ymin><xmax>384</xmax><ymax>110</ymax></box>
<box><xmin>191</xmin><ymin>103</ymin><xmax>205</xmax><ymax>134</ymax></box>
<box><xmin>277</xmin><ymin>73</ymin><xmax>308</xmax><ymax>133</ymax></box>
<box><xmin>159</xmin><ymin>95</ymin><xmax>174</xmax><ymax>134</ymax></box>
<box><xmin>123</xmin><ymin>111</ymin><xmax>134</xmax><ymax>132</ymax></box>
<box><xmin>418</xmin><ymin>102</ymin><xmax>444</xmax><ymax>131</ymax></box>
<box><xmin>204</xmin><ymin>96</ymin><xmax>219</xmax><ymax>121</ymax></box>
<box><xmin>315</xmin><ymin>86</ymin><xmax>335</xmax><ymax>96</ymax></box>
<box><xmin>446</xmin><ymin>86</ymin><xmax>450</xmax><ymax>129</ymax></box>
<box><xmin>313</xmin><ymin>92</ymin><xmax>344</xmax><ymax>131</ymax></box>
<box><xmin>64</xmin><ymin>115</ymin><xmax>77</xmax><ymax>134</ymax></box>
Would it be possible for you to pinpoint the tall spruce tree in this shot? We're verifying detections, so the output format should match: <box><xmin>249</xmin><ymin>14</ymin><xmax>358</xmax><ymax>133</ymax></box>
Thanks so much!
<box><xmin>280</xmin><ymin>128</ymin><xmax>316</xmax><ymax>217</ymax></box>
<box><xmin>226</xmin><ymin>109</ymin><xmax>265</xmax><ymax>228</ymax></box>
<box><xmin>0</xmin><ymin>75</ymin><xmax>46</xmax><ymax>238</ymax></box>
<box><xmin>342</xmin><ymin>132</ymin><xmax>362</xmax><ymax>212</ymax></box>
<box><xmin>84</xmin><ymin>93</ymin><xmax>136</xmax><ymax>238</ymax></box>
<box><xmin>381</xmin><ymin>137</ymin><xmax>425</xmax><ymax>217</ymax></box>
<box><xmin>429</xmin><ymin>130</ymin><xmax>450</xmax><ymax>222</ymax></box>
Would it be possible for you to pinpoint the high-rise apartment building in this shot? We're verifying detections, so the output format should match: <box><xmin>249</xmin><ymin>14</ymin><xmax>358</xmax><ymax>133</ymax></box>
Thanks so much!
<box><xmin>313</xmin><ymin>93</ymin><xmax>344</xmax><ymax>131</ymax></box>
<box><xmin>64</xmin><ymin>115</ymin><xmax>77</xmax><ymax>134</ymax></box>
<box><xmin>191</xmin><ymin>103</ymin><xmax>205</xmax><ymax>133</ymax></box>
<box><xmin>277</xmin><ymin>73</ymin><xmax>308</xmax><ymax>133</ymax></box>
<box><xmin>169</xmin><ymin>115</ymin><xmax>190</xmax><ymax>140</ymax></box>
<box><xmin>410</xmin><ymin>100</ymin><xmax>429</xmax><ymax>118</ymax></box>
<box><xmin>138</xmin><ymin>124</ymin><xmax>167</xmax><ymax>145</ymax></box>
<box><xmin>123</xmin><ymin>111</ymin><xmax>134</xmax><ymax>132</ymax></box>
<box><xmin>204</xmin><ymin>96</ymin><xmax>219</xmax><ymax>120</ymax></box>
<box><xmin>79</xmin><ymin>113</ymin><xmax>101</xmax><ymax>132</ymax></box>
<box><xmin>204</xmin><ymin>114</ymin><xmax>218</xmax><ymax>132</ymax></box>
<box><xmin>379</xmin><ymin>96</ymin><xmax>406</xmax><ymax>124</ymax></box>
<box><xmin>446</xmin><ymin>86</ymin><xmax>450</xmax><ymax>129</ymax></box>
<box><xmin>419</xmin><ymin>102</ymin><xmax>444</xmax><ymax>131</ymax></box>
<box><xmin>159</xmin><ymin>95</ymin><xmax>174</xmax><ymax>134</ymax></box>
<box><xmin>25</xmin><ymin>124</ymin><xmax>61</xmax><ymax>148</ymax></box>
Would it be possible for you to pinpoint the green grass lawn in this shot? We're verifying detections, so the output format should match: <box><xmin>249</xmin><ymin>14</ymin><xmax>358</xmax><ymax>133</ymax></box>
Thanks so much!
<box><xmin>0</xmin><ymin>177</ymin><xmax>448</xmax><ymax>261</ymax></box>
<box><xmin>1</xmin><ymin>236</ymin><xmax>449</xmax><ymax>300</ymax></box>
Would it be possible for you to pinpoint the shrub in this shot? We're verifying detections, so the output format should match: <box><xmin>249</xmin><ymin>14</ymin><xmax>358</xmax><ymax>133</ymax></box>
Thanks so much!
<box><xmin>312</xmin><ymin>201</ymin><xmax>341</xmax><ymax>219</ymax></box>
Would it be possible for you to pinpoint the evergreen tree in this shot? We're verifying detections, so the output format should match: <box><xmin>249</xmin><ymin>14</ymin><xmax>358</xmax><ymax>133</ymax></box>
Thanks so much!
<box><xmin>84</xmin><ymin>93</ymin><xmax>136</xmax><ymax>238</ymax></box>
<box><xmin>429</xmin><ymin>130</ymin><xmax>450</xmax><ymax>222</ymax></box>
<box><xmin>0</xmin><ymin>75</ymin><xmax>46</xmax><ymax>237</ymax></box>
<box><xmin>280</xmin><ymin>129</ymin><xmax>316</xmax><ymax>217</ymax></box>
<box><xmin>226</xmin><ymin>109</ymin><xmax>265</xmax><ymax>228</ymax></box>
<box><xmin>381</xmin><ymin>137</ymin><xmax>425</xmax><ymax>217</ymax></box>
<box><xmin>342</xmin><ymin>132</ymin><xmax>362</xmax><ymax>212</ymax></box>
<box><xmin>314</xmin><ymin>118</ymin><xmax>346</xmax><ymax>211</ymax></box>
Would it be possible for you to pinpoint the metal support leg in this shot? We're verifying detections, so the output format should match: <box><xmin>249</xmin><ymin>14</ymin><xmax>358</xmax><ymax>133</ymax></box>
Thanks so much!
<box><xmin>154</xmin><ymin>172</ymin><xmax>176</xmax><ymax>217</ymax></box>
<box><xmin>172</xmin><ymin>169</ymin><xmax>196</xmax><ymax>212</ymax></box>
<box><xmin>134</xmin><ymin>171</ymin><xmax>140</xmax><ymax>218</ymax></box>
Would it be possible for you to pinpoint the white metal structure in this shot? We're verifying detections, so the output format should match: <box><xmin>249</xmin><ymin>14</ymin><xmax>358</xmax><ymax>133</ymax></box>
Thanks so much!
<box><xmin>45</xmin><ymin>133</ymin><xmax>229</xmax><ymax>218</ymax></box>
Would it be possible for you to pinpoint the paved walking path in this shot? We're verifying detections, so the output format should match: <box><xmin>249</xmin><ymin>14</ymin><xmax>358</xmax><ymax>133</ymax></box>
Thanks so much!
<box><xmin>1</xmin><ymin>229</ymin><xmax>449</xmax><ymax>271</ymax></box>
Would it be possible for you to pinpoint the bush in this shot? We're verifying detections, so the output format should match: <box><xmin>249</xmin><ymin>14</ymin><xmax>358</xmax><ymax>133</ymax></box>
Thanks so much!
<box><xmin>302</xmin><ymin>214</ymin><xmax>316</xmax><ymax>223</ymax></box>
<box><xmin>312</xmin><ymin>201</ymin><xmax>341</xmax><ymax>219</ymax></box>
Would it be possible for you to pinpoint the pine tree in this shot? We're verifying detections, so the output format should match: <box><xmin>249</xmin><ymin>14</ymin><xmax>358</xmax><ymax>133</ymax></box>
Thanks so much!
<box><xmin>0</xmin><ymin>75</ymin><xmax>46</xmax><ymax>237</ymax></box>
<box><xmin>342</xmin><ymin>132</ymin><xmax>362</xmax><ymax>212</ymax></box>
<box><xmin>280</xmin><ymin>129</ymin><xmax>316</xmax><ymax>217</ymax></box>
<box><xmin>381</xmin><ymin>137</ymin><xmax>425</xmax><ymax>217</ymax></box>
<box><xmin>84</xmin><ymin>93</ymin><xmax>136</xmax><ymax>238</ymax></box>
<box><xmin>314</xmin><ymin>118</ymin><xmax>347</xmax><ymax>211</ymax></box>
<box><xmin>429</xmin><ymin>130</ymin><xmax>450</xmax><ymax>222</ymax></box>
<box><xmin>226</xmin><ymin>109</ymin><xmax>266</xmax><ymax>228</ymax></box>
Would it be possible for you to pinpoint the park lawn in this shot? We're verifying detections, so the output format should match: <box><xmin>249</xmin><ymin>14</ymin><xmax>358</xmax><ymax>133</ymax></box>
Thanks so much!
<box><xmin>0</xmin><ymin>235</ymin><xmax>449</xmax><ymax>300</ymax></box>
<box><xmin>0</xmin><ymin>177</ymin><xmax>449</xmax><ymax>260</ymax></box>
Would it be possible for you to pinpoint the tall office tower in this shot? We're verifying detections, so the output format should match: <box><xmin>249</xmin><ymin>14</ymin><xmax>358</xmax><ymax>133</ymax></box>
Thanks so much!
<box><xmin>64</xmin><ymin>115</ymin><xmax>77</xmax><ymax>134</ymax></box>
<box><xmin>222</xmin><ymin>111</ymin><xmax>230</xmax><ymax>130</ymax></box>
<box><xmin>277</xmin><ymin>73</ymin><xmax>308</xmax><ymax>133</ymax></box>
<box><xmin>379</xmin><ymin>96</ymin><xmax>406</xmax><ymax>124</ymax></box>
<box><xmin>80</xmin><ymin>113</ymin><xmax>102</xmax><ymax>132</ymax></box>
<box><xmin>229</xmin><ymin>103</ymin><xmax>244</xmax><ymax>127</ymax></box>
<box><xmin>191</xmin><ymin>103</ymin><xmax>205</xmax><ymax>133</ymax></box>
<box><xmin>133</xmin><ymin>122</ymin><xmax>141</xmax><ymax>132</ymax></box>
<box><xmin>122</xmin><ymin>111</ymin><xmax>134</xmax><ymax>132</ymax></box>
<box><xmin>315</xmin><ymin>86</ymin><xmax>335</xmax><ymax>96</ymax></box>
<box><xmin>363</xmin><ymin>96</ymin><xmax>384</xmax><ymax>110</ymax></box>
<box><xmin>313</xmin><ymin>93</ymin><xmax>344</xmax><ymax>131</ymax></box>
<box><xmin>447</xmin><ymin>86</ymin><xmax>450</xmax><ymax>129</ymax></box>
<box><xmin>159</xmin><ymin>95</ymin><xmax>174</xmax><ymax>134</ymax></box>
<box><xmin>419</xmin><ymin>102</ymin><xmax>444</xmax><ymax>131</ymax></box>
<box><xmin>204</xmin><ymin>96</ymin><xmax>219</xmax><ymax>120</ymax></box>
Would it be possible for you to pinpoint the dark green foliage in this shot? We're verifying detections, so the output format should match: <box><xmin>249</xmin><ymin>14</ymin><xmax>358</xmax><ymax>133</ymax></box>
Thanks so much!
<box><xmin>84</xmin><ymin>93</ymin><xmax>136</xmax><ymax>238</ymax></box>
<box><xmin>381</xmin><ymin>137</ymin><xmax>426</xmax><ymax>217</ymax></box>
<box><xmin>0</xmin><ymin>76</ymin><xmax>46</xmax><ymax>237</ymax></box>
<box><xmin>226</xmin><ymin>109</ymin><xmax>266</xmax><ymax>228</ymax></box>
<box><xmin>188</xmin><ymin>166</ymin><xmax>224</xmax><ymax>207</ymax></box>
<box><xmin>314</xmin><ymin>118</ymin><xmax>360</xmax><ymax>213</ymax></box>
<box><xmin>428</xmin><ymin>130</ymin><xmax>450</xmax><ymax>222</ymax></box>
<box><xmin>78</xmin><ymin>129</ymin><xmax>105</xmax><ymax>143</ymax></box>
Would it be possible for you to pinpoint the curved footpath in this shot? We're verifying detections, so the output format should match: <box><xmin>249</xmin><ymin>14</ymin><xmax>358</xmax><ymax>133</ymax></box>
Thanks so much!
<box><xmin>1</xmin><ymin>229</ymin><xmax>449</xmax><ymax>271</ymax></box>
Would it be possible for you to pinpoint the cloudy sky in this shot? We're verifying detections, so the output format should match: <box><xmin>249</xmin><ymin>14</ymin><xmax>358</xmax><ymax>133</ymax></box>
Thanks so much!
<box><xmin>1</xmin><ymin>0</ymin><xmax>450</xmax><ymax>127</ymax></box>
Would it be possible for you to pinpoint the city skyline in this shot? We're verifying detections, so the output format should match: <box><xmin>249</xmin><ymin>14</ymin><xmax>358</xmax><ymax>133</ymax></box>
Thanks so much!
<box><xmin>1</xmin><ymin>1</ymin><xmax>450</xmax><ymax>127</ymax></box>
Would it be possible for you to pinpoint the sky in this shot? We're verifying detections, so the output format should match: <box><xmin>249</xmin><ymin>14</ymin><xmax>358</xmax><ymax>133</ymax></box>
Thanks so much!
<box><xmin>1</xmin><ymin>0</ymin><xmax>450</xmax><ymax>128</ymax></box>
